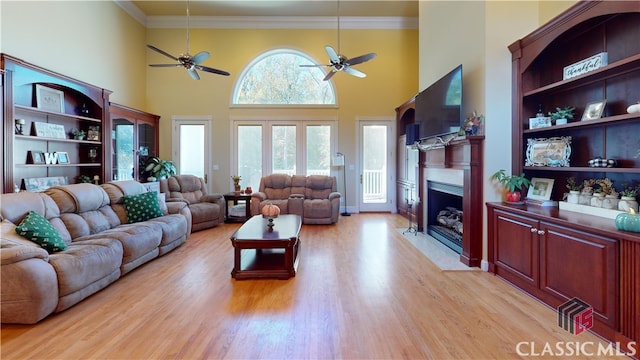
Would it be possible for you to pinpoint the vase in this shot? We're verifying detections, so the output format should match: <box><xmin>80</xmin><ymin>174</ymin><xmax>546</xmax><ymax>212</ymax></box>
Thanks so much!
<box><xmin>590</xmin><ymin>193</ymin><xmax>605</xmax><ymax>207</ymax></box>
<box><xmin>245</xmin><ymin>186</ymin><xmax>252</xmax><ymax>195</ymax></box>
<box><xmin>618</xmin><ymin>196</ymin><xmax>639</xmax><ymax>213</ymax></box>
<box><xmin>602</xmin><ymin>194</ymin><xmax>619</xmax><ymax>210</ymax></box>
<box><xmin>506</xmin><ymin>191</ymin><xmax>521</xmax><ymax>203</ymax></box>
<box><xmin>578</xmin><ymin>191</ymin><xmax>592</xmax><ymax>206</ymax></box>
<box><xmin>234</xmin><ymin>184</ymin><xmax>241</xmax><ymax>193</ymax></box>
<box><xmin>566</xmin><ymin>190</ymin><xmax>580</xmax><ymax>204</ymax></box>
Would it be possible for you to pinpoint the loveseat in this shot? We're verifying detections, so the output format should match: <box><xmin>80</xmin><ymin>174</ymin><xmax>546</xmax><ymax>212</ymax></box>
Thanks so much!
<box><xmin>160</xmin><ymin>175</ymin><xmax>225</xmax><ymax>232</ymax></box>
<box><xmin>250</xmin><ymin>174</ymin><xmax>341</xmax><ymax>224</ymax></box>
<box><xmin>0</xmin><ymin>181</ymin><xmax>190</xmax><ymax>324</ymax></box>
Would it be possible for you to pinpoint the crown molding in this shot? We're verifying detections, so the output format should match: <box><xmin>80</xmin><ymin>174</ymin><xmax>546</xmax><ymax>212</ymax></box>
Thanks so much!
<box><xmin>112</xmin><ymin>0</ymin><xmax>417</xmax><ymax>30</ymax></box>
<box><xmin>146</xmin><ymin>15</ymin><xmax>417</xmax><ymax>29</ymax></box>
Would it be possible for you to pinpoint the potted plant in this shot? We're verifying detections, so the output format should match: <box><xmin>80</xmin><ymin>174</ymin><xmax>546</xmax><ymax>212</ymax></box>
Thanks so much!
<box><xmin>548</xmin><ymin>106</ymin><xmax>575</xmax><ymax>125</ymax></box>
<box><xmin>565</xmin><ymin>176</ymin><xmax>581</xmax><ymax>203</ymax></box>
<box><xmin>144</xmin><ymin>157</ymin><xmax>176</xmax><ymax>181</ymax></box>
<box><xmin>619</xmin><ymin>183</ymin><xmax>640</xmax><ymax>213</ymax></box>
<box><xmin>491</xmin><ymin>169</ymin><xmax>531</xmax><ymax>203</ymax></box>
<box><xmin>70</xmin><ymin>129</ymin><xmax>86</xmax><ymax>140</ymax></box>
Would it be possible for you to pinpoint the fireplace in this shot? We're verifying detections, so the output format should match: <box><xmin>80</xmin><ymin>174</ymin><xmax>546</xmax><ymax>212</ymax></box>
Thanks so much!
<box><xmin>427</xmin><ymin>181</ymin><xmax>463</xmax><ymax>254</ymax></box>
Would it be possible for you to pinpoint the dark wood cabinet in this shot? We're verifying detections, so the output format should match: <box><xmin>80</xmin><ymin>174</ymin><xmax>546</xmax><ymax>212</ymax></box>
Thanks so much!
<box><xmin>2</xmin><ymin>54</ymin><xmax>111</xmax><ymax>193</ymax></box>
<box><xmin>395</xmin><ymin>97</ymin><xmax>423</xmax><ymax>231</ymax></box>
<box><xmin>497</xmin><ymin>1</ymin><xmax>640</xmax><ymax>350</ymax></box>
<box><xmin>108</xmin><ymin>103</ymin><xmax>159</xmax><ymax>182</ymax></box>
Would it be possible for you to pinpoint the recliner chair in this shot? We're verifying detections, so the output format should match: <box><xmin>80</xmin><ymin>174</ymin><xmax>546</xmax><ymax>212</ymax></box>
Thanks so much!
<box><xmin>160</xmin><ymin>175</ymin><xmax>225</xmax><ymax>232</ymax></box>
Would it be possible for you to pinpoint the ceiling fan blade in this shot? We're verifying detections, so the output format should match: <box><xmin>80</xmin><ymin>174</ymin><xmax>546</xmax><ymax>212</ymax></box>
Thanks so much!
<box><xmin>195</xmin><ymin>65</ymin><xmax>231</xmax><ymax>76</ymax></box>
<box><xmin>346</xmin><ymin>53</ymin><xmax>377</xmax><ymax>66</ymax></box>
<box><xmin>344</xmin><ymin>67</ymin><xmax>367</xmax><ymax>78</ymax></box>
<box><xmin>323</xmin><ymin>70</ymin><xmax>337</xmax><ymax>81</ymax></box>
<box><xmin>324</xmin><ymin>45</ymin><xmax>340</xmax><ymax>63</ymax></box>
<box><xmin>149</xmin><ymin>64</ymin><xmax>181</xmax><ymax>67</ymax></box>
<box><xmin>191</xmin><ymin>51</ymin><xmax>211</xmax><ymax>65</ymax></box>
<box><xmin>187</xmin><ymin>68</ymin><xmax>200</xmax><ymax>80</ymax></box>
<box><xmin>300</xmin><ymin>64</ymin><xmax>329</xmax><ymax>68</ymax></box>
<box><xmin>147</xmin><ymin>44</ymin><xmax>179</xmax><ymax>61</ymax></box>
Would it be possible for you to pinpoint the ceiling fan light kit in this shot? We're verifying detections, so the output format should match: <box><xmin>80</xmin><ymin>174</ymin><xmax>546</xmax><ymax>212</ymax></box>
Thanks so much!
<box><xmin>146</xmin><ymin>0</ymin><xmax>230</xmax><ymax>80</ymax></box>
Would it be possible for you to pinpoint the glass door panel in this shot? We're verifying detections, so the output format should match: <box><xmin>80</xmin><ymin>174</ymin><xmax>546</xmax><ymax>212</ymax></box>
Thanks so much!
<box><xmin>272</xmin><ymin>125</ymin><xmax>296</xmax><ymax>175</ymax></box>
<box><xmin>178</xmin><ymin>124</ymin><xmax>205</xmax><ymax>178</ymax></box>
<box><xmin>238</xmin><ymin>125</ymin><xmax>263</xmax><ymax>191</ymax></box>
<box><xmin>306</xmin><ymin>125</ymin><xmax>330</xmax><ymax>176</ymax></box>
<box><xmin>112</xmin><ymin>119</ymin><xmax>134</xmax><ymax>181</ymax></box>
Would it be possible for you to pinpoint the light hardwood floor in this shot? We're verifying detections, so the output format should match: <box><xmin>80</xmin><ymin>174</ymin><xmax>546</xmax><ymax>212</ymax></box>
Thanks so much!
<box><xmin>1</xmin><ymin>213</ymin><xmax>613</xmax><ymax>359</ymax></box>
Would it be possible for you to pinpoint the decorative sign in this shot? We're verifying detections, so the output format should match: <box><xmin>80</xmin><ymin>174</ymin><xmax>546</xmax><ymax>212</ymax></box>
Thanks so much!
<box><xmin>32</xmin><ymin>122</ymin><xmax>66</xmax><ymax>139</ymax></box>
<box><xmin>529</xmin><ymin>117</ymin><xmax>552</xmax><ymax>129</ymax></box>
<box><xmin>43</xmin><ymin>152</ymin><xmax>59</xmax><ymax>164</ymax></box>
<box><xmin>563</xmin><ymin>52</ymin><xmax>607</xmax><ymax>80</ymax></box>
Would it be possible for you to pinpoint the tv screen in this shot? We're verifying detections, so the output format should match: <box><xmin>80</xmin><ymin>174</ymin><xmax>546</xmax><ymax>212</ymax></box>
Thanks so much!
<box><xmin>416</xmin><ymin>65</ymin><xmax>462</xmax><ymax>140</ymax></box>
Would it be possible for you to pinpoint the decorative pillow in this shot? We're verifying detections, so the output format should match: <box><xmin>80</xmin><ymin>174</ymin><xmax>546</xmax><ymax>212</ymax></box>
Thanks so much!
<box><xmin>15</xmin><ymin>211</ymin><xmax>67</xmax><ymax>252</ymax></box>
<box><xmin>123</xmin><ymin>191</ymin><xmax>163</xmax><ymax>223</ymax></box>
<box><xmin>157</xmin><ymin>192</ymin><xmax>168</xmax><ymax>215</ymax></box>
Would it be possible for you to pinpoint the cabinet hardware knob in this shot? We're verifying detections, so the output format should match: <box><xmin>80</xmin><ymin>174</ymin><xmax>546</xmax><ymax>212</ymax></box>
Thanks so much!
<box><xmin>530</xmin><ymin>228</ymin><xmax>537</xmax><ymax>233</ymax></box>
<box><xmin>537</xmin><ymin>230</ymin><xmax>545</xmax><ymax>235</ymax></box>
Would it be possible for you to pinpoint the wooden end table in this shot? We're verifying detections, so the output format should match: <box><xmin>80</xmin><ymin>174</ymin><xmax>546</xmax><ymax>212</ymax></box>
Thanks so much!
<box><xmin>223</xmin><ymin>192</ymin><xmax>252</xmax><ymax>223</ymax></box>
<box><xmin>230</xmin><ymin>214</ymin><xmax>302</xmax><ymax>280</ymax></box>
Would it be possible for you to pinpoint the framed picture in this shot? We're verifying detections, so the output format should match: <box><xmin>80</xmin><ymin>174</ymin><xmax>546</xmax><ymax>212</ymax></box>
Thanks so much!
<box><xmin>581</xmin><ymin>100</ymin><xmax>606</xmax><ymax>121</ymax></box>
<box><xmin>526</xmin><ymin>177</ymin><xmax>554</xmax><ymax>201</ymax></box>
<box><xmin>529</xmin><ymin>117</ymin><xmax>552</xmax><ymax>129</ymax></box>
<box><xmin>22</xmin><ymin>176</ymin><xmax>68</xmax><ymax>192</ymax></box>
<box><xmin>35</xmin><ymin>84</ymin><xmax>65</xmax><ymax>113</ymax></box>
<box><xmin>525</xmin><ymin>136</ymin><xmax>572</xmax><ymax>167</ymax></box>
<box><xmin>56</xmin><ymin>152</ymin><xmax>70</xmax><ymax>164</ymax></box>
<box><xmin>87</xmin><ymin>125</ymin><xmax>100</xmax><ymax>141</ymax></box>
<box><xmin>27</xmin><ymin>150</ymin><xmax>44</xmax><ymax>164</ymax></box>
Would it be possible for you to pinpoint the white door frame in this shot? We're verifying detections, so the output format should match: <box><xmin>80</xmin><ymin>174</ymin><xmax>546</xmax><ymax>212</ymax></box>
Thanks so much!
<box><xmin>171</xmin><ymin>116</ymin><xmax>212</xmax><ymax>192</ymax></box>
<box><xmin>357</xmin><ymin>117</ymin><xmax>396</xmax><ymax>213</ymax></box>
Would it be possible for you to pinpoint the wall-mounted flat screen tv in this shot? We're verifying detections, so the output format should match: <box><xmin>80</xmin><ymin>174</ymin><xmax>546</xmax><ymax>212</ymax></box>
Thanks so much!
<box><xmin>415</xmin><ymin>65</ymin><xmax>462</xmax><ymax>140</ymax></box>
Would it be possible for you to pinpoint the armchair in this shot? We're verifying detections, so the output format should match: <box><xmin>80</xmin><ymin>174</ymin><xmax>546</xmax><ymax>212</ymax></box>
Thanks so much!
<box><xmin>302</xmin><ymin>175</ymin><xmax>341</xmax><ymax>224</ymax></box>
<box><xmin>160</xmin><ymin>175</ymin><xmax>225</xmax><ymax>232</ymax></box>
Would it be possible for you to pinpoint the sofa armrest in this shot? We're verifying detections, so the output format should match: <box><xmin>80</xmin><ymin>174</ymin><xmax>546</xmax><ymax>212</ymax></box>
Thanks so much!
<box><xmin>167</xmin><ymin>198</ymin><xmax>190</xmax><ymax>205</ymax></box>
<box><xmin>329</xmin><ymin>192</ymin><xmax>341</xmax><ymax>201</ymax></box>
<box><xmin>166</xmin><ymin>201</ymin><xmax>188</xmax><ymax>214</ymax></box>
<box><xmin>1</xmin><ymin>241</ymin><xmax>49</xmax><ymax>265</ymax></box>
<box><xmin>201</xmin><ymin>194</ymin><xmax>223</xmax><ymax>203</ymax></box>
<box><xmin>252</xmin><ymin>192</ymin><xmax>267</xmax><ymax>202</ymax></box>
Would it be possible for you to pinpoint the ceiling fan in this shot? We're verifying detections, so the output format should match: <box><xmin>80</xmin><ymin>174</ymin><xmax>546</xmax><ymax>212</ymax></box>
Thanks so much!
<box><xmin>146</xmin><ymin>0</ymin><xmax>230</xmax><ymax>80</ymax></box>
<box><xmin>300</xmin><ymin>1</ymin><xmax>377</xmax><ymax>81</ymax></box>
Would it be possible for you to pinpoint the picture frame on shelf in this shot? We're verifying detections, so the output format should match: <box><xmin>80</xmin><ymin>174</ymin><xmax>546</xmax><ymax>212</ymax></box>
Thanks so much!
<box><xmin>32</xmin><ymin>122</ymin><xmax>66</xmax><ymax>139</ymax></box>
<box><xmin>35</xmin><ymin>84</ymin><xmax>65</xmax><ymax>113</ymax></box>
<box><xmin>526</xmin><ymin>177</ymin><xmax>554</xmax><ymax>201</ymax></box>
<box><xmin>87</xmin><ymin>125</ymin><xmax>100</xmax><ymax>141</ymax></box>
<box><xmin>27</xmin><ymin>150</ymin><xmax>44</xmax><ymax>164</ymax></box>
<box><xmin>22</xmin><ymin>176</ymin><xmax>68</xmax><ymax>192</ymax></box>
<box><xmin>55</xmin><ymin>152</ymin><xmax>70</xmax><ymax>164</ymax></box>
<box><xmin>581</xmin><ymin>100</ymin><xmax>606</xmax><ymax>121</ymax></box>
<box><xmin>525</xmin><ymin>136</ymin><xmax>572</xmax><ymax>167</ymax></box>
<box><xmin>529</xmin><ymin>117</ymin><xmax>552</xmax><ymax>129</ymax></box>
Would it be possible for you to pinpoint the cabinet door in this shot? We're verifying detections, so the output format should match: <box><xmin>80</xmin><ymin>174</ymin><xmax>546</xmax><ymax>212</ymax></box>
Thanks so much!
<box><xmin>112</xmin><ymin>118</ymin><xmax>135</xmax><ymax>181</ymax></box>
<box><xmin>539</xmin><ymin>222</ymin><xmax>617</xmax><ymax>328</ymax></box>
<box><xmin>492</xmin><ymin>209</ymin><xmax>540</xmax><ymax>293</ymax></box>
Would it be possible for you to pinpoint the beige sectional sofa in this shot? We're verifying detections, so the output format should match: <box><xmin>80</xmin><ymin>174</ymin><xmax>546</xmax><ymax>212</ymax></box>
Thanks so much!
<box><xmin>250</xmin><ymin>174</ymin><xmax>341</xmax><ymax>224</ymax></box>
<box><xmin>0</xmin><ymin>181</ymin><xmax>190</xmax><ymax>324</ymax></box>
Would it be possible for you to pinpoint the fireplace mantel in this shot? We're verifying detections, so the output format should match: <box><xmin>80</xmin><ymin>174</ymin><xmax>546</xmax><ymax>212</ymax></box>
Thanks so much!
<box><xmin>420</xmin><ymin>136</ymin><xmax>484</xmax><ymax>267</ymax></box>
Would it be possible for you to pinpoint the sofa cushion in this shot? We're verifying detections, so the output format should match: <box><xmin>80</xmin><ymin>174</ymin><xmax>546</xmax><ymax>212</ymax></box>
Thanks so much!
<box><xmin>16</xmin><ymin>211</ymin><xmax>67</xmax><ymax>253</ymax></box>
<box><xmin>123</xmin><ymin>192</ymin><xmax>163</xmax><ymax>223</ymax></box>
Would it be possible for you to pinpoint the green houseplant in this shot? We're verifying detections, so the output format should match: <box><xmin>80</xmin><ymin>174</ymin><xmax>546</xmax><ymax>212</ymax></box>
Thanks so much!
<box><xmin>548</xmin><ymin>106</ymin><xmax>575</xmax><ymax>125</ymax></box>
<box><xmin>491</xmin><ymin>169</ymin><xmax>531</xmax><ymax>203</ymax></box>
<box><xmin>144</xmin><ymin>157</ymin><xmax>176</xmax><ymax>181</ymax></box>
<box><xmin>70</xmin><ymin>129</ymin><xmax>86</xmax><ymax>140</ymax></box>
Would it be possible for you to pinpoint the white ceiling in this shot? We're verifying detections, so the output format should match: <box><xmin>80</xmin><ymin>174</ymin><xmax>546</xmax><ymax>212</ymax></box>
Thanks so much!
<box><xmin>128</xmin><ymin>1</ymin><xmax>419</xmax><ymax>17</ymax></box>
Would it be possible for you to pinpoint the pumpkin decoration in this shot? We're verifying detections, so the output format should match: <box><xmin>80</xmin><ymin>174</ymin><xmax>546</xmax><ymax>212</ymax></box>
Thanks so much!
<box><xmin>261</xmin><ymin>204</ymin><xmax>280</xmax><ymax>218</ymax></box>
<box><xmin>615</xmin><ymin>208</ymin><xmax>640</xmax><ymax>233</ymax></box>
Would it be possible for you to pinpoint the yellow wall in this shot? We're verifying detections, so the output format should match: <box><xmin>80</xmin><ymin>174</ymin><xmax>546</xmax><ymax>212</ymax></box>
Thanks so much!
<box><xmin>0</xmin><ymin>1</ymin><xmax>147</xmax><ymax>108</ymax></box>
<box><xmin>145</xmin><ymin>27</ymin><xmax>418</xmax><ymax>192</ymax></box>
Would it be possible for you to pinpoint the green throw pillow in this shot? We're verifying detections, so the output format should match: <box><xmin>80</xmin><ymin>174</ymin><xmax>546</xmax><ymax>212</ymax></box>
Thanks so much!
<box><xmin>123</xmin><ymin>191</ymin><xmax>163</xmax><ymax>223</ymax></box>
<box><xmin>16</xmin><ymin>211</ymin><xmax>67</xmax><ymax>252</ymax></box>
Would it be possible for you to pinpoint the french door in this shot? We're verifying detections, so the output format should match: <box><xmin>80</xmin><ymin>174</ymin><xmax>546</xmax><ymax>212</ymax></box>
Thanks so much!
<box><xmin>358</xmin><ymin>119</ymin><xmax>395</xmax><ymax>212</ymax></box>
<box><xmin>172</xmin><ymin>116</ymin><xmax>211</xmax><ymax>190</ymax></box>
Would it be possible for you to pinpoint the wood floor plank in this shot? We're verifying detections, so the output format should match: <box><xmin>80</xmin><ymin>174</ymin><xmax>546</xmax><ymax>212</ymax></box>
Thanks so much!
<box><xmin>1</xmin><ymin>213</ymin><xmax>612</xmax><ymax>359</ymax></box>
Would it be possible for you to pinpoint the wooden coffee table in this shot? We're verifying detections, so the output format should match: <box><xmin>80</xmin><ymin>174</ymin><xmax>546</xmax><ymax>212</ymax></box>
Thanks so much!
<box><xmin>230</xmin><ymin>214</ymin><xmax>301</xmax><ymax>280</ymax></box>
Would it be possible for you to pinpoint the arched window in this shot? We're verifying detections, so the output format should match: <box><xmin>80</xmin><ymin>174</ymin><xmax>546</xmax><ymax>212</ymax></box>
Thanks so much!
<box><xmin>233</xmin><ymin>49</ymin><xmax>336</xmax><ymax>105</ymax></box>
